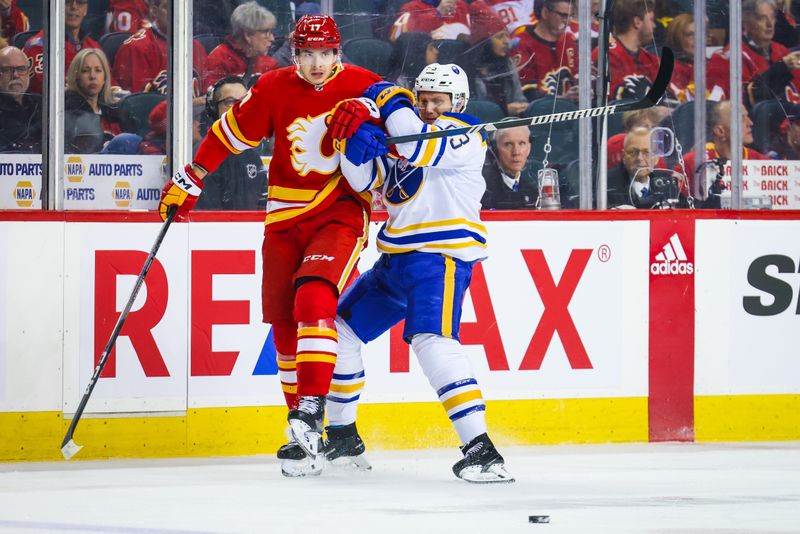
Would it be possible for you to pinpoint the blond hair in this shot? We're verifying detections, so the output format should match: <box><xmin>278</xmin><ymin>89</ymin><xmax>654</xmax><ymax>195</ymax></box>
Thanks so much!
<box><xmin>66</xmin><ymin>48</ymin><xmax>113</xmax><ymax>106</ymax></box>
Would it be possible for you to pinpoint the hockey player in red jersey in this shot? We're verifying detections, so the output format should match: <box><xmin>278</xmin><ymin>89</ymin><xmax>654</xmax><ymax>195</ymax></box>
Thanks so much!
<box><xmin>106</xmin><ymin>0</ymin><xmax>149</xmax><ymax>33</ymax></box>
<box><xmin>113</xmin><ymin>0</ymin><xmax>207</xmax><ymax>94</ymax></box>
<box><xmin>510</xmin><ymin>0</ymin><xmax>579</xmax><ymax>100</ymax></box>
<box><xmin>23</xmin><ymin>0</ymin><xmax>102</xmax><ymax>94</ymax></box>
<box><xmin>158</xmin><ymin>15</ymin><xmax>383</xmax><ymax>477</ymax></box>
<box><xmin>592</xmin><ymin>0</ymin><xmax>658</xmax><ymax>102</ymax></box>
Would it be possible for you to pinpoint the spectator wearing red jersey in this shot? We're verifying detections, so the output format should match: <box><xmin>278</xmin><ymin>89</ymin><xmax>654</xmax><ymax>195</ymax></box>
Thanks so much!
<box><xmin>483</xmin><ymin>0</ymin><xmax>534</xmax><ymax>34</ymax></box>
<box><xmin>708</xmin><ymin>0</ymin><xmax>800</xmax><ymax>108</ymax></box>
<box><xmin>113</xmin><ymin>0</ymin><xmax>207</xmax><ymax>95</ymax></box>
<box><xmin>676</xmin><ymin>100</ymin><xmax>768</xmax><ymax>195</ymax></box>
<box><xmin>665</xmin><ymin>13</ymin><xmax>697</xmax><ymax>103</ymax></box>
<box><xmin>565</xmin><ymin>0</ymin><xmax>600</xmax><ymax>44</ymax></box>
<box><xmin>206</xmin><ymin>2</ymin><xmax>279</xmax><ymax>89</ymax></box>
<box><xmin>510</xmin><ymin>0</ymin><xmax>578</xmax><ymax>101</ymax></box>
<box><xmin>65</xmin><ymin>48</ymin><xmax>122</xmax><ymax>148</ymax></box>
<box><xmin>390</xmin><ymin>0</ymin><xmax>471</xmax><ymax>43</ymax></box>
<box><xmin>23</xmin><ymin>0</ymin><xmax>103</xmax><ymax>94</ymax></box>
<box><xmin>106</xmin><ymin>0</ymin><xmax>149</xmax><ymax>33</ymax></box>
<box><xmin>769</xmin><ymin>103</ymin><xmax>800</xmax><ymax>159</ymax></box>
<box><xmin>593</xmin><ymin>0</ymin><xmax>659</xmax><ymax>102</ymax></box>
<box><xmin>1</xmin><ymin>0</ymin><xmax>29</xmax><ymax>42</ymax></box>
<box><xmin>467</xmin><ymin>2</ymin><xmax>527</xmax><ymax>115</ymax></box>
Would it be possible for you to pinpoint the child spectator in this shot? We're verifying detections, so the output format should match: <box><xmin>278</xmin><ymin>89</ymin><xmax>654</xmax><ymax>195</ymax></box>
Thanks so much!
<box><xmin>390</xmin><ymin>0</ymin><xmax>471</xmax><ymax>43</ymax></box>
<box><xmin>23</xmin><ymin>0</ymin><xmax>104</xmax><ymax>94</ymax></box>
<box><xmin>510</xmin><ymin>0</ymin><xmax>579</xmax><ymax>101</ymax></box>
<box><xmin>1</xmin><ymin>0</ymin><xmax>29</xmax><ymax>42</ymax></box>
<box><xmin>205</xmin><ymin>2</ymin><xmax>279</xmax><ymax>89</ymax></box>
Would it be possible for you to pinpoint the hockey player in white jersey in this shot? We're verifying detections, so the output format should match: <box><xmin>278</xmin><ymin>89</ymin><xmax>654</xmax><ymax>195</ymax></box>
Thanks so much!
<box><xmin>323</xmin><ymin>63</ymin><xmax>514</xmax><ymax>483</ymax></box>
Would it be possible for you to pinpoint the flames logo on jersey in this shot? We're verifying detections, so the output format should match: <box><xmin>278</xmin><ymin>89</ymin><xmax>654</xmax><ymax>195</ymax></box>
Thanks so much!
<box><xmin>542</xmin><ymin>67</ymin><xmax>575</xmax><ymax>96</ymax></box>
<box><xmin>616</xmin><ymin>75</ymin><xmax>652</xmax><ymax>101</ymax></box>
<box><xmin>287</xmin><ymin>112</ymin><xmax>340</xmax><ymax>177</ymax></box>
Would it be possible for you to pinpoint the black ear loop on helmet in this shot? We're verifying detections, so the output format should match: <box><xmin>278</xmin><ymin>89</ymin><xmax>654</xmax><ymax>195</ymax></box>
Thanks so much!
<box><xmin>205</xmin><ymin>75</ymin><xmax>247</xmax><ymax>122</ymax></box>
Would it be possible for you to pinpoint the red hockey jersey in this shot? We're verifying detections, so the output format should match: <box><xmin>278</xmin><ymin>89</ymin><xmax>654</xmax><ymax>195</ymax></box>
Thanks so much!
<box><xmin>707</xmin><ymin>39</ymin><xmax>800</xmax><ymax>105</ymax></box>
<box><xmin>676</xmin><ymin>143</ymin><xmax>767</xmax><ymax>195</ymax></box>
<box><xmin>483</xmin><ymin>0</ymin><xmax>534</xmax><ymax>33</ymax></box>
<box><xmin>390</xmin><ymin>0</ymin><xmax>471</xmax><ymax>42</ymax></box>
<box><xmin>1</xmin><ymin>0</ymin><xmax>28</xmax><ymax>41</ymax></box>
<box><xmin>205</xmin><ymin>38</ymin><xmax>280</xmax><ymax>89</ymax></box>
<box><xmin>106</xmin><ymin>0</ymin><xmax>149</xmax><ymax>33</ymax></box>
<box><xmin>593</xmin><ymin>37</ymin><xmax>660</xmax><ymax>101</ymax></box>
<box><xmin>193</xmin><ymin>64</ymin><xmax>382</xmax><ymax>230</ymax></box>
<box><xmin>113</xmin><ymin>25</ymin><xmax>207</xmax><ymax>94</ymax></box>
<box><xmin>510</xmin><ymin>24</ymin><xmax>578</xmax><ymax>96</ymax></box>
<box><xmin>23</xmin><ymin>31</ymin><xmax>102</xmax><ymax>94</ymax></box>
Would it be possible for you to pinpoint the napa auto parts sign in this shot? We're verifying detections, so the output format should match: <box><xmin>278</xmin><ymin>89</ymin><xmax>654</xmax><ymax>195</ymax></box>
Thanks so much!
<box><xmin>60</xmin><ymin>220</ymin><xmax>649</xmax><ymax>414</ymax></box>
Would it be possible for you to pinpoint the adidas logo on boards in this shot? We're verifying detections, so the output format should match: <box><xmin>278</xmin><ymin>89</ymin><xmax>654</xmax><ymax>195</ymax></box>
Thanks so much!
<box><xmin>650</xmin><ymin>233</ymin><xmax>694</xmax><ymax>275</ymax></box>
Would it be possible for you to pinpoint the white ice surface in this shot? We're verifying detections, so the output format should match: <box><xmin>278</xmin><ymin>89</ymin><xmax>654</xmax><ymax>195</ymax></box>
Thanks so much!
<box><xmin>1</xmin><ymin>442</ymin><xmax>799</xmax><ymax>534</ymax></box>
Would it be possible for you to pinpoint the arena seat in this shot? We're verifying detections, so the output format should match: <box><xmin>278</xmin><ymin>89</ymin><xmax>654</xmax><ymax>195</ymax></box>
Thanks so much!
<box><xmin>466</xmin><ymin>99</ymin><xmax>505</xmax><ymax>124</ymax></box>
<box><xmin>99</xmin><ymin>32</ymin><xmax>132</xmax><ymax>67</ymax></box>
<box><xmin>343</xmin><ymin>37</ymin><xmax>393</xmax><ymax>77</ymax></box>
<box><xmin>12</xmin><ymin>30</ymin><xmax>37</xmax><ymax>49</ymax></box>
<box><xmin>119</xmin><ymin>93</ymin><xmax>167</xmax><ymax>137</ymax></box>
<box><xmin>195</xmin><ymin>34</ymin><xmax>224</xmax><ymax>55</ymax></box>
<box><xmin>750</xmin><ymin>99</ymin><xmax>786</xmax><ymax>155</ymax></box>
<box><xmin>524</xmin><ymin>97</ymin><xmax>580</xmax><ymax>165</ymax></box>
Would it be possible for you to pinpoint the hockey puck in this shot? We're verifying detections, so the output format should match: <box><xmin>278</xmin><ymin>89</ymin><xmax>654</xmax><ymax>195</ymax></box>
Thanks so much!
<box><xmin>528</xmin><ymin>515</ymin><xmax>550</xmax><ymax>524</ymax></box>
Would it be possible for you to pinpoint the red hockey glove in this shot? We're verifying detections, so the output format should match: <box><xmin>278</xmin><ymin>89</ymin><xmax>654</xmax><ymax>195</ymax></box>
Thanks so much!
<box><xmin>328</xmin><ymin>97</ymin><xmax>380</xmax><ymax>141</ymax></box>
<box><xmin>159</xmin><ymin>164</ymin><xmax>204</xmax><ymax>222</ymax></box>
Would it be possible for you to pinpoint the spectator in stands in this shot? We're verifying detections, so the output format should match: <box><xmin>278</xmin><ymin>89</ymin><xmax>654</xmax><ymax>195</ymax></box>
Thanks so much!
<box><xmin>607</xmin><ymin>126</ymin><xmax>657</xmax><ymax>208</ymax></box>
<box><xmin>106</xmin><ymin>0</ymin><xmax>149</xmax><ymax>33</ymax></box>
<box><xmin>65</xmin><ymin>48</ymin><xmax>121</xmax><ymax>144</ymax></box>
<box><xmin>481</xmin><ymin>125</ymin><xmax>538</xmax><ymax>209</ymax></box>
<box><xmin>113</xmin><ymin>0</ymin><xmax>207</xmax><ymax>95</ymax></box>
<box><xmin>665</xmin><ymin>13</ymin><xmax>696</xmax><ymax>103</ymax></box>
<box><xmin>707</xmin><ymin>0</ymin><xmax>800</xmax><ymax>108</ymax></box>
<box><xmin>773</xmin><ymin>0</ymin><xmax>799</xmax><ymax>49</ymax></box>
<box><xmin>565</xmin><ymin>0</ymin><xmax>600</xmax><ymax>45</ymax></box>
<box><xmin>390</xmin><ymin>0</ymin><xmax>471</xmax><ymax>43</ymax></box>
<box><xmin>466</xmin><ymin>2</ymin><xmax>528</xmax><ymax>116</ymax></box>
<box><xmin>206</xmin><ymin>2</ymin><xmax>279</xmax><ymax>89</ymax></box>
<box><xmin>196</xmin><ymin>76</ymin><xmax>267</xmax><ymax>210</ymax></box>
<box><xmin>484</xmin><ymin>0</ymin><xmax>534</xmax><ymax>35</ymax></box>
<box><xmin>510</xmin><ymin>0</ymin><xmax>579</xmax><ymax>101</ymax></box>
<box><xmin>138</xmin><ymin>98</ymin><xmax>201</xmax><ymax>154</ymax></box>
<box><xmin>768</xmin><ymin>103</ymin><xmax>800</xmax><ymax>159</ymax></box>
<box><xmin>593</xmin><ymin>0</ymin><xmax>659</xmax><ymax>102</ymax></box>
<box><xmin>0</xmin><ymin>46</ymin><xmax>42</xmax><ymax>152</ymax></box>
<box><xmin>676</xmin><ymin>100</ymin><xmax>768</xmax><ymax>195</ymax></box>
<box><xmin>386</xmin><ymin>31</ymin><xmax>435</xmax><ymax>89</ymax></box>
<box><xmin>606</xmin><ymin>106</ymin><xmax>670</xmax><ymax>169</ymax></box>
<box><xmin>23</xmin><ymin>0</ymin><xmax>104</xmax><ymax>94</ymax></box>
<box><xmin>1</xmin><ymin>0</ymin><xmax>28</xmax><ymax>42</ymax></box>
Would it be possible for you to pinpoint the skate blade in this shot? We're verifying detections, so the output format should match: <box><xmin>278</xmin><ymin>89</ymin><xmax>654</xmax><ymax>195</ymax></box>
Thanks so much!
<box><xmin>458</xmin><ymin>464</ymin><xmax>515</xmax><ymax>484</ymax></box>
<box><xmin>61</xmin><ymin>439</ymin><xmax>83</xmax><ymax>461</ymax></box>
<box><xmin>328</xmin><ymin>454</ymin><xmax>372</xmax><ymax>471</ymax></box>
<box><xmin>280</xmin><ymin>455</ymin><xmax>324</xmax><ymax>478</ymax></box>
<box><xmin>288</xmin><ymin>419</ymin><xmax>321</xmax><ymax>457</ymax></box>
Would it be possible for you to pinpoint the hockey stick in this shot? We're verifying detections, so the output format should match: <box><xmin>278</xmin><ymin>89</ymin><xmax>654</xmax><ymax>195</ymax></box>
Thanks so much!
<box><xmin>60</xmin><ymin>205</ymin><xmax>178</xmax><ymax>460</ymax></box>
<box><xmin>385</xmin><ymin>46</ymin><xmax>674</xmax><ymax>146</ymax></box>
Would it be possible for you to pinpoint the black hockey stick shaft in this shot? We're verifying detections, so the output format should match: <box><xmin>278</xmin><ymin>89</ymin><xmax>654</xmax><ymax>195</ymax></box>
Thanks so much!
<box><xmin>60</xmin><ymin>206</ymin><xmax>177</xmax><ymax>459</ymax></box>
<box><xmin>385</xmin><ymin>47</ymin><xmax>674</xmax><ymax>146</ymax></box>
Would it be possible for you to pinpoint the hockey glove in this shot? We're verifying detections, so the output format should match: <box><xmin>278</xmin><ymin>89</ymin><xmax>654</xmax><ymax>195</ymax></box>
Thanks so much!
<box><xmin>363</xmin><ymin>81</ymin><xmax>415</xmax><ymax>119</ymax></box>
<box><xmin>336</xmin><ymin>122</ymin><xmax>389</xmax><ymax>166</ymax></box>
<box><xmin>159</xmin><ymin>164</ymin><xmax>204</xmax><ymax>222</ymax></box>
<box><xmin>328</xmin><ymin>97</ymin><xmax>380</xmax><ymax>140</ymax></box>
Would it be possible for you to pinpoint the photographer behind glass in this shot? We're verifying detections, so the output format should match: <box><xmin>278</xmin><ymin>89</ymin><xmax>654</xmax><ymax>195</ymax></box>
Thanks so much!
<box><xmin>608</xmin><ymin>126</ymin><xmax>685</xmax><ymax>209</ymax></box>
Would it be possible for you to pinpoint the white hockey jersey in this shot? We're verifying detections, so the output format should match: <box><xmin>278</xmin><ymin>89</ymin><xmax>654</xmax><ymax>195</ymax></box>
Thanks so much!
<box><xmin>341</xmin><ymin>106</ymin><xmax>488</xmax><ymax>263</ymax></box>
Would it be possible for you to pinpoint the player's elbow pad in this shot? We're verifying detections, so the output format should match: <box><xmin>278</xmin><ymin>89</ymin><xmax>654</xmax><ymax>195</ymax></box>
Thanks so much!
<box><xmin>363</xmin><ymin>82</ymin><xmax>415</xmax><ymax>120</ymax></box>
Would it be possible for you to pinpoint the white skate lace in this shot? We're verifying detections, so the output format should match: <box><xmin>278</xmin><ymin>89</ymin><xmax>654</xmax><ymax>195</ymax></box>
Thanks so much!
<box><xmin>298</xmin><ymin>396</ymin><xmax>321</xmax><ymax>415</ymax></box>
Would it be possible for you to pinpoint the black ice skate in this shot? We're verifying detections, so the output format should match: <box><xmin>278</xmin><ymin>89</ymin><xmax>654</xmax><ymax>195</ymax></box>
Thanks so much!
<box><xmin>287</xmin><ymin>395</ymin><xmax>325</xmax><ymax>457</ymax></box>
<box><xmin>324</xmin><ymin>422</ymin><xmax>371</xmax><ymax>471</ymax></box>
<box><xmin>276</xmin><ymin>439</ymin><xmax>306</xmax><ymax>461</ymax></box>
<box><xmin>452</xmin><ymin>433</ymin><xmax>515</xmax><ymax>484</ymax></box>
<box><xmin>279</xmin><ymin>435</ymin><xmax>325</xmax><ymax>477</ymax></box>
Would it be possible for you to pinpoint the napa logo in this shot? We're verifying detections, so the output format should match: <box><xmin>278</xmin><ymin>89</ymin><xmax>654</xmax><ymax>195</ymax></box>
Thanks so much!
<box><xmin>112</xmin><ymin>181</ymin><xmax>132</xmax><ymax>207</ymax></box>
<box><xmin>13</xmin><ymin>180</ymin><xmax>36</xmax><ymax>208</ymax></box>
<box><xmin>65</xmin><ymin>156</ymin><xmax>86</xmax><ymax>183</ymax></box>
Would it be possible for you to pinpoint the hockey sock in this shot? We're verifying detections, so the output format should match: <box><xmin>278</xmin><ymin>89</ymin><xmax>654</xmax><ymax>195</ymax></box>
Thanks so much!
<box><xmin>326</xmin><ymin>317</ymin><xmax>365</xmax><ymax>427</ymax></box>
<box><xmin>411</xmin><ymin>333</ymin><xmax>488</xmax><ymax>445</ymax></box>
<box><xmin>272</xmin><ymin>321</ymin><xmax>298</xmax><ymax>409</ymax></box>
<box><xmin>294</xmin><ymin>280</ymin><xmax>339</xmax><ymax>396</ymax></box>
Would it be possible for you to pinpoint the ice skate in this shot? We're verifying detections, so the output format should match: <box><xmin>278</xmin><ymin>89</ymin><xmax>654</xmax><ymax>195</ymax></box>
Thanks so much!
<box><xmin>288</xmin><ymin>395</ymin><xmax>325</xmax><ymax>457</ymax></box>
<box><xmin>452</xmin><ymin>433</ymin><xmax>514</xmax><ymax>484</ymax></box>
<box><xmin>280</xmin><ymin>436</ymin><xmax>324</xmax><ymax>477</ymax></box>
<box><xmin>324</xmin><ymin>422</ymin><xmax>371</xmax><ymax>471</ymax></box>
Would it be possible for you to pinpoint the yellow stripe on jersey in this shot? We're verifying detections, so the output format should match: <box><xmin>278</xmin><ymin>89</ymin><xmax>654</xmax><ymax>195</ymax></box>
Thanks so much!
<box><xmin>211</xmin><ymin>121</ymin><xmax>240</xmax><ymax>154</ymax></box>
<box><xmin>225</xmin><ymin>111</ymin><xmax>261</xmax><ymax>148</ymax></box>
<box><xmin>336</xmin><ymin>209</ymin><xmax>370</xmax><ymax>293</ymax></box>
<box><xmin>376</xmin><ymin>85</ymin><xmax>415</xmax><ymax>109</ymax></box>
<box><xmin>329</xmin><ymin>381</ymin><xmax>365</xmax><ymax>394</ymax></box>
<box><xmin>268</xmin><ymin>185</ymin><xmax>323</xmax><ymax>202</ymax></box>
<box><xmin>277</xmin><ymin>360</ymin><xmax>296</xmax><ymax>371</ymax></box>
<box><xmin>377</xmin><ymin>240</ymin><xmax>488</xmax><ymax>254</ymax></box>
<box><xmin>442</xmin><ymin>389</ymin><xmax>483</xmax><ymax>412</ymax></box>
<box><xmin>265</xmin><ymin>175</ymin><xmax>342</xmax><ymax>225</ymax></box>
<box><xmin>281</xmin><ymin>384</ymin><xmax>298</xmax><ymax>394</ymax></box>
<box><xmin>296</xmin><ymin>353</ymin><xmax>337</xmax><ymax>365</ymax></box>
<box><xmin>416</xmin><ymin>135</ymin><xmax>442</xmax><ymax>167</ymax></box>
<box><xmin>297</xmin><ymin>326</ymin><xmax>338</xmax><ymax>340</ymax></box>
<box><xmin>441</xmin><ymin>256</ymin><xmax>456</xmax><ymax>338</ymax></box>
<box><xmin>383</xmin><ymin>218</ymin><xmax>487</xmax><ymax>235</ymax></box>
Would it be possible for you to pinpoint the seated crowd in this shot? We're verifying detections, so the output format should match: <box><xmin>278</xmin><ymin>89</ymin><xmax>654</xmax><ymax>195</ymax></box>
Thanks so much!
<box><xmin>1</xmin><ymin>0</ymin><xmax>800</xmax><ymax>209</ymax></box>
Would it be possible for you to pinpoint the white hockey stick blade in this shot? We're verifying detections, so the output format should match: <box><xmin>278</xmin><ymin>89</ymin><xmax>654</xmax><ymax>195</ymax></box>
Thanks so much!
<box><xmin>61</xmin><ymin>439</ymin><xmax>83</xmax><ymax>461</ymax></box>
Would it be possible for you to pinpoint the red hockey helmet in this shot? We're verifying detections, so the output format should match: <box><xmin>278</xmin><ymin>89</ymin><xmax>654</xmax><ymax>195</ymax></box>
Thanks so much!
<box><xmin>292</xmin><ymin>15</ymin><xmax>341</xmax><ymax>49</ymax></box>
